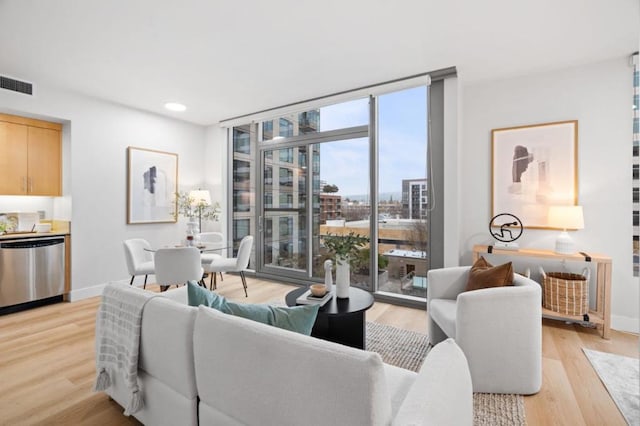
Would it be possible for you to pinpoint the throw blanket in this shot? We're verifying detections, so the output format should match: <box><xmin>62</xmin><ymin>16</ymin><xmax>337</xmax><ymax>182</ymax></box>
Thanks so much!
<box><xmin>93</xmin><ymin>283</ymin><xmax>160</xmax><ymax>415</ymax></box>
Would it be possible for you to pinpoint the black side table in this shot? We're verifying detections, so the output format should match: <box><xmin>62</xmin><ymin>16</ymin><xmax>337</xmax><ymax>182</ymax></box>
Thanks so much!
<box><xmin>285</xmin><ymin>285</ymin><xmax>374</xmax><ymax>349</ymax></box>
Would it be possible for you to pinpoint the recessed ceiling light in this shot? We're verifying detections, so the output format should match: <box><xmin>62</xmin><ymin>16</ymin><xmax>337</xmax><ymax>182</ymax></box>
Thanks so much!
<box><xmin>164</xmin><ymin>102</ymin><xmax>186</xmax><ymax>112</ymax></box>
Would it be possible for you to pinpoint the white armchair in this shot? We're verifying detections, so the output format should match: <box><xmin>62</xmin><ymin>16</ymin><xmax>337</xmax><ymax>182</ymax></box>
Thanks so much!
<box><xmin>427</xmin><ymin>266</ymin><xmax>542</xmax><ymax>394</ymax></box>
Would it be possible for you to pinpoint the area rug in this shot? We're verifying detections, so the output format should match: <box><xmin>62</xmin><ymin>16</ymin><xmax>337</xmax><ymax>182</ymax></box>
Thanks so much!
<box><xmin>583</xmin><ymin>348</ymin><xmax>640</xmax><ymax>425</ymax></box>
<box><xmin>366</xmin><ymin>322</ymin><xmax>527</xmax><ymax>425</ymax></box>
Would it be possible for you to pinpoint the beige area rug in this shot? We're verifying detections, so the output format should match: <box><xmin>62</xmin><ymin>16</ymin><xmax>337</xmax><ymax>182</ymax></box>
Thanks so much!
<box><xmin>583</xmin><ymin>348</ymin><xmax>640</xmax><ymax>425</ymax></box>
<box><xmin>366</xmin><ymin>322</ymin><xmax>527</xmax><ymax>425</ymax></box>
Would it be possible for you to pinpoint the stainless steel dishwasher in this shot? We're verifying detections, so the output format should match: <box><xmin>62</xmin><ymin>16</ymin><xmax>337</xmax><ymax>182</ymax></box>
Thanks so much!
<box><xmin>0</xmin><ymin>236</ymin><xmax>65</xmax><ymax>309</ymax></box>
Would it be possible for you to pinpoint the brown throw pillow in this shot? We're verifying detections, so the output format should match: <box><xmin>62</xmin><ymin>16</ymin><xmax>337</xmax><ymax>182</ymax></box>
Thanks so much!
<box><xmin>465</xmin><ymin>256</ymin><xmax>514</xmax><ymax>292</ymax></box>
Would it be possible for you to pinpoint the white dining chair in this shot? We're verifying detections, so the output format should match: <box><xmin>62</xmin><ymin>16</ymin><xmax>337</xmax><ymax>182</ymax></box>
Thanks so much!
<box><xmin>198</xmin><ymin>232</ymin><xmax>225</xmax><ymax>287</ymax></box>
<box><xmin>154</xmin><ymin>247</ymin><xmax>204</xmax><ymax>290</ymax></box>
<box><xmin>204</xmin><ymin>235</ymin><xmax>253</xmax><ymax>297</ymax></box>
<box><xmin>123</xmin><ymin>238</ymin><xmax>155</xmax><ymax>289</ymax></box>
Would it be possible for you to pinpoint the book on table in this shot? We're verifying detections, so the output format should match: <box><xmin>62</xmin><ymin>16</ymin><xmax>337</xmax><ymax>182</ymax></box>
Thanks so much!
<box><xmin>296</xmin><ymin>290</ymin><xmax>333</xmax><ymax>307</ymax></box>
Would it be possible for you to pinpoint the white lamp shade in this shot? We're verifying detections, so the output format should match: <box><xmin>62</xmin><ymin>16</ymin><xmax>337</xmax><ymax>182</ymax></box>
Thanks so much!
<box><xmin>189</xmin><ymin>189</ymin><xmax>211</xmax><ymax>206</ymax></box>
<box><xmin>548</xmin><ymin>206</ymin><xmax>584</xmax><ymax>230</ymax></box>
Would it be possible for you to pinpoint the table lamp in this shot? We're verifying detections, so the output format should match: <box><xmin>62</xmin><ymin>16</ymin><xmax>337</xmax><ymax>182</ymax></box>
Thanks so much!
<box><xmin>548</xmin><ymin>205</ymin><xmax>584</xmax><ymax>254</ymax></box>
<box><xmin>189</xmin><ymin>189</ymin><xmax>212</xmax><ymax>233</ymax></box>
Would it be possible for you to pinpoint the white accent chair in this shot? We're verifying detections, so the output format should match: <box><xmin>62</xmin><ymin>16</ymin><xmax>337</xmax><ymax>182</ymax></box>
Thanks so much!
<box><xmin>123</xmin><ymin>238</ymin><xmax>155</xmax><ymax>289</ymax></box>
<box><xmin>197</xmin><ymin>232</ymin><xmax>224</xmax><ymax>287</ymax></box>
<box><xmin>203</xmin><ymin>235</ymin><xmax>253</xmax><ymax>297</ymax></box>
<box><xmin>427</xmin><ymin>266</ymin><xmax>542</xmax><ymax>394</ymax></box>
<box><xmin>154</xmin><ymin>247</ymin><xmax>204</xmax><ymax>290</ymax></box>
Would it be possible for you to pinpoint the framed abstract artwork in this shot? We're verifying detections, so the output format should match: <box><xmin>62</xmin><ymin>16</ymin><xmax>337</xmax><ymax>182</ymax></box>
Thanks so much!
<box><xmin>127</xmin><ymin>147</ymin><xmax>178</xmax><ymax>224</ymax></box>
<box><xmin>492</xmin><ymin>120</ymin><xmax>578</xmax><ymax>229</ymax></box>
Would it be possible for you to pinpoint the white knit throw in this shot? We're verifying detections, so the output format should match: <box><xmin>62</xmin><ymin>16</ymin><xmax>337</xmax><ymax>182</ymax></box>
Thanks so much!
<box><xmin>93</xmin><ymin>283</ymin><xmax>160</xmax><ymax>415</ymax></box>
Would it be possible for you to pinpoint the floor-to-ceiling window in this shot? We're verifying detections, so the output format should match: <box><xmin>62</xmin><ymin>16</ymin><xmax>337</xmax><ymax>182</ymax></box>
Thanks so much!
<box><xmin>228</xmin><ymin>72</ymin><xmax>449</xmax><ymax>304</ymax></box>
<box><xmin>375</xmin><ymin>86</ymin><xmax>428</xmax><ymax>299</ymax></box>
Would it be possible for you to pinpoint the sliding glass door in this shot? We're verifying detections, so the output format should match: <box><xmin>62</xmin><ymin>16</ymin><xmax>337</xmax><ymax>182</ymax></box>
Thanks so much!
<box><xmin>257</xmin><ymin>135</ymin><xmax>370</xmax><ymax>283</ymax></box>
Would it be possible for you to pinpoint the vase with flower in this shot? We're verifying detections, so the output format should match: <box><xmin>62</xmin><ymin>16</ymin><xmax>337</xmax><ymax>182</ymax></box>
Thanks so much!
<box><xmin>175</xmin><ymin>190</ymin><xmax>221</xmax><ymax>245</ymax></box>
<box><xmin>322</xmin><ymin>231</ymin><xmax>368</xmax><ymax>298</ymax></box>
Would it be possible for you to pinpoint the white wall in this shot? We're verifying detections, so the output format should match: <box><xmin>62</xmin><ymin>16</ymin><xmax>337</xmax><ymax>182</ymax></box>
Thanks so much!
<box><xmin>0</xmin><ymin>196</ymin><xmax>54</xmax><ymax>218</ymax></box>
<box><xmin>202</xmin><ymin>125</ymin><xmax>228</xmax><ymax>238</ymax></box>
<box><xmin>0</xmin><ymin>86</ymin><xmax>206</xmax><ymax>299</ymax></box>
<box><xmin>460</xmin><ymin>57</ymin><xmax>638</xmax><ymax>332</ymax></box>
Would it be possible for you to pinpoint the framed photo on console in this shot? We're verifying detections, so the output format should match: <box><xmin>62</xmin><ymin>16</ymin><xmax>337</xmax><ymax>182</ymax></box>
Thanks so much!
<box><xmin>127</xmin><ymin>147</ymin><xmax>178</xmax><ymax>224</ymax></box>
<box><xmin>491</xmin><ymin>120</ymin><xmax>578</xmax><ymax>229</ymax></box>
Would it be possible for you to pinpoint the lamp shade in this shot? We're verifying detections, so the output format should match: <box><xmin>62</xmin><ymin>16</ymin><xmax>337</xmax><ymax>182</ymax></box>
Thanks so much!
<box><xmin>548</xmin><ymin>206</ymin><xmax>584</xmax><ymax>230</ymax></box>
<box><xmin>189</xmin><ymin>189</ymin><xmax>211</xmax><ymax>206</ymax></box>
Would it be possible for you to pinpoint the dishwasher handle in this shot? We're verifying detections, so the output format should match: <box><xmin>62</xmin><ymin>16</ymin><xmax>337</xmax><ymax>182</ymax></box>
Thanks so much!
<box><xmin>0</xmin><ymin>237</ymin><xmax>65</xmax><ymax>249</ymax></box>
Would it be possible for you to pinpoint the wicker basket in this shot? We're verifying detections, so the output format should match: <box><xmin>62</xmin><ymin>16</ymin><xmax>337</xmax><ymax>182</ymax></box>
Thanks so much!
<box><xmin>541</xmin><ymin>270</ymin><xmax>589</xmax><ymax>316</ymax></box>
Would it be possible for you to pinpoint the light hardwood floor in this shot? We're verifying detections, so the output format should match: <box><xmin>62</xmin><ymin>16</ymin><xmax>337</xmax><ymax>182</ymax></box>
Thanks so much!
<box><xmin>0</xmin><ymin>275</ymin><xmax>637</xmax><ymax>425</ymax></box>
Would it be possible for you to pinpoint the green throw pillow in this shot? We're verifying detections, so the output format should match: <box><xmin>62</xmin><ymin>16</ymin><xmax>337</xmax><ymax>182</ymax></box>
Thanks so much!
<box><xmin>187</xmin><ymin>281</ymin><xmax>319</xmax><ymax>335</ymax></box>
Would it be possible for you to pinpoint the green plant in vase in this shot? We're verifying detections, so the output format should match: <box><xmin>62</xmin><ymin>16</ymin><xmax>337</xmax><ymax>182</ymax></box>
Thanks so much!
<box><xmin>323</xmin><ymin>231</ymin><xmax>369</xmax><ymax>265</ymax></box>
<box><xmin>322</xmin><ymin>231</ymin><xmax>368</xmax><ymax>298</ymax></box>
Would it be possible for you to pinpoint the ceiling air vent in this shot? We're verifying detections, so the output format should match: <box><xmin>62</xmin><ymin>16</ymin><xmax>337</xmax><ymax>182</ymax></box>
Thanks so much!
<box><xmin>0</xmin><ymin>75</ymin><xmax>33</xmax><ymax>95</ymax></box>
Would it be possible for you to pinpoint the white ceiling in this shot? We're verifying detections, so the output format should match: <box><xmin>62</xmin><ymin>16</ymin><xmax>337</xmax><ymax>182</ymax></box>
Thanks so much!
<box><xmin>0</xmin><ymin>0</ymin><xmax>638</xmax><ymax>125</ymax></box>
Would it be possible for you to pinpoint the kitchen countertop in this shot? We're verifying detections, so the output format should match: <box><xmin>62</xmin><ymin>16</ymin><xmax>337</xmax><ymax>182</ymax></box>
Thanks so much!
<box><xmin>0</xmin><ymin>232</ymin><xmax>70</xmax><ymax>241</ymax></box>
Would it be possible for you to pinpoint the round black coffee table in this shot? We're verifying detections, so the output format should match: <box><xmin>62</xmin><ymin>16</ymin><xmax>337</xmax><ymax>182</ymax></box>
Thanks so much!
<box><xmin>285</xmin><ymin>285</ymin><xmax>374</xmax><ymax>350</ymax></box>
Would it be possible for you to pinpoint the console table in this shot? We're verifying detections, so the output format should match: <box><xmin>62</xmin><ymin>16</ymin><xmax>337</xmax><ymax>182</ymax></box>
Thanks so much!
<box><xmin>285</xmin><ymin>285</ymin><xmax>374</xmax><ymax>349</ymax></box>
<box><xmin>472</xmin><ymin>245</ymin><xmax>612</xmax><ymax>339</ymax></box>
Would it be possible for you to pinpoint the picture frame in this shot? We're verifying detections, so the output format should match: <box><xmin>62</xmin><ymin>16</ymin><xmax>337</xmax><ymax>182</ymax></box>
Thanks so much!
<box><xmin>492</xmin><ymin>120</ymin><xmax>578</xmax><ymax>229</ymax></box>
<box><xmin>127</xmin><ymin>147</ymin><xmax>178</xmax><ymax>224</ymax></box>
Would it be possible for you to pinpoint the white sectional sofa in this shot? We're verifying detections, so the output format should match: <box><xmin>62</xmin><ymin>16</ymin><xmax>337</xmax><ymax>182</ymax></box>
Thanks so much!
<box><xmin>99</xmin><ymin>285</ymin><xmax>473</xmax><ymax>425</ymax></box>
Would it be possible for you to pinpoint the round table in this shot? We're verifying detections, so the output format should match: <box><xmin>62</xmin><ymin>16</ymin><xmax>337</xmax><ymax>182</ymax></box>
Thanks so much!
<box><xmin>285</xmin><ymin>285</ymin><xmax>374</xmax><ymax>349</ymax></box>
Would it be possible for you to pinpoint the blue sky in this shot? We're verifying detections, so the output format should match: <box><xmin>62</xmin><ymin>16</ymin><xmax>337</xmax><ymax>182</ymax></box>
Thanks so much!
<box><xmin>318</xmin><ymin>86</ymin><xmax>427</xmax><ymax>196</ymax></box>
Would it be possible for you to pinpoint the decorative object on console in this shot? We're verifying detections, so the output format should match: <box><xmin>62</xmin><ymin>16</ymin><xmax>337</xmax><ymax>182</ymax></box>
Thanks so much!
<box><xmin>548</xmin><ymin>205</ymin><xmax>584</xmax><ymax>254</ymax></box>
<box><xmin>323</xmin><ymin>232</ymin><xmax>368</xmax><ymax>299</ymax></box>
<box><xmin>489</xmin><ymin>212</ymin><xmax>523</xmax><ymax>250</ymax></box>
<box><xmin>127</xmin><ymin>147</ymin><xmax>178</xmax><ymax>224</ymax></box>
<box><xmin>492</xmin><ymin>120</ymin><xmax>578</xmax><ymax>229</ymax></box>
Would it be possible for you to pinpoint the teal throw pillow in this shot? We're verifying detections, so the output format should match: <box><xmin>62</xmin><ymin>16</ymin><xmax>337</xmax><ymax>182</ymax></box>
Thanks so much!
<box><xmin>187</xmin><ymin>280</ymin><xmax>226</xmax><ymax>310</ymax></box>
<box><xmin>187</xmin><ymin>281</ymin><xmax>319</xmax><ymax>335</ymax></box>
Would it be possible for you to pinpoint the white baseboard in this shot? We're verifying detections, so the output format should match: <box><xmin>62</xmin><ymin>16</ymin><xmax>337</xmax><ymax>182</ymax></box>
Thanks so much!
<box><xmin>67</xmin><ymin>279</ymin><xmax>138</xmax><ymax>301</ymax></box>
<box><xmin>611</xmin><ymin>315</ymin><xmax>639</xmax><ymax>334</ymax></box>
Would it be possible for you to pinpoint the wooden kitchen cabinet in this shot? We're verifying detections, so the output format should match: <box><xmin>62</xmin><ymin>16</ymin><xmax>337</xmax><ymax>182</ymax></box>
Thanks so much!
<box><xmin>0</xmin><ymin>113</ymin><xmax>62</xmax><ymax>196</ymax></box>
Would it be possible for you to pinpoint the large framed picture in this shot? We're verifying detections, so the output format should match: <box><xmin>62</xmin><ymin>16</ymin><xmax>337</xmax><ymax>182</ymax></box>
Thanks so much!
<box><xmin>127</xmin><ymin>147</ymin><xmax>178</xmax><ymax>224</ymax></box>
<box><xmin>492</xmin><ymin>120</ymin><xmax>578</xmax><ymax>229</ymax></box>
